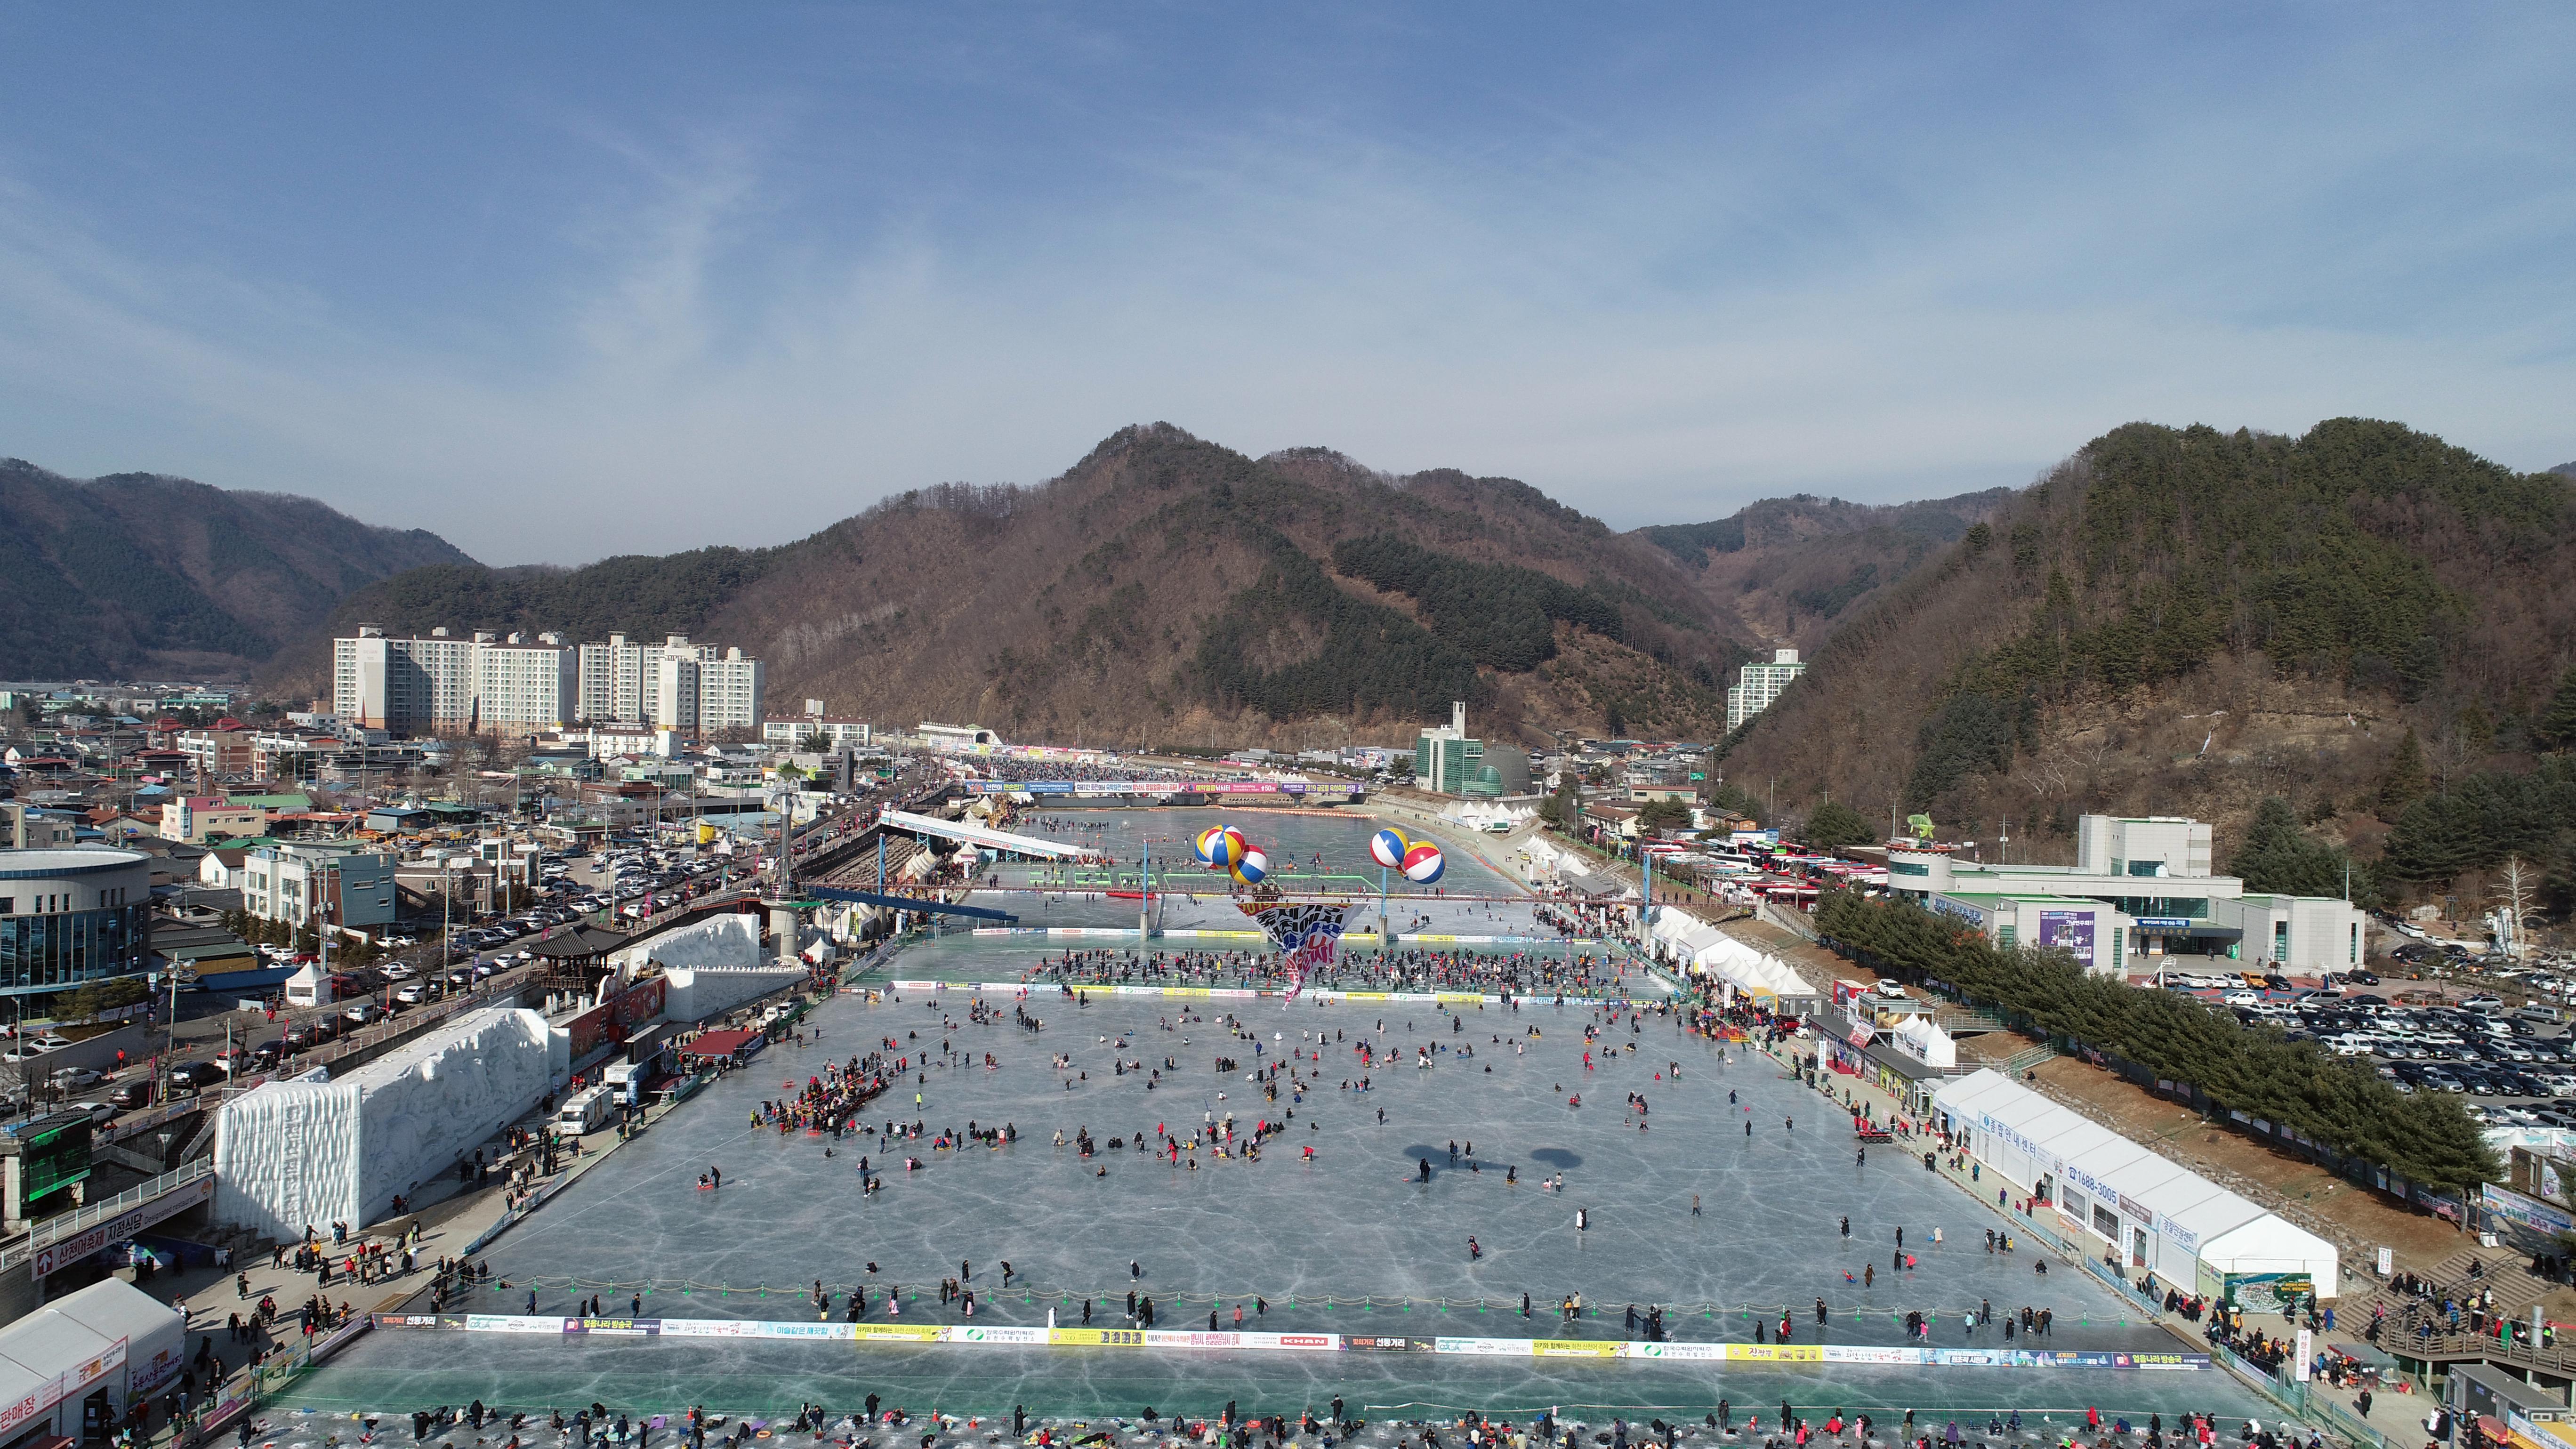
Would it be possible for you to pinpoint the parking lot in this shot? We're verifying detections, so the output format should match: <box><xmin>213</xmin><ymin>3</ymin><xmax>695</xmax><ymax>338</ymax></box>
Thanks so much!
<box><xmin>2165</xmin><ymin>934</ymin><xmax>2576</xmax><ymax>1129</ymax></box>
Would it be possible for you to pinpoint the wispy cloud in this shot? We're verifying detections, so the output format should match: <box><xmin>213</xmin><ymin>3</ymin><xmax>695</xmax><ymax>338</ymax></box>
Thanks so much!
<box><xmin>0</xmin><ymin>6</ymin><xmax>2568</xmax><ymax>561</ymax></box>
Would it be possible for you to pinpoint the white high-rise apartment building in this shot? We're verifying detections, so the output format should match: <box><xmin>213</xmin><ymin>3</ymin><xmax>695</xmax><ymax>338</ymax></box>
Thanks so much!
<box><xmin>474</xmin><ymin>636</ymin><xmax>579</xmax><ymax>732</ymax></box>
<box><xmin>1724</xmin><ymin>648</ymin><xmax>1807</xmax><ymax>732</ymax></box>
<box><xmin>696</xmin><ymin>650</ymin><xmax>764</xmax><ymax>730</ymax></box>
<box><xmin>652</xmin><ymin>655</ymin><xmax>700</xmax><ymax>731</ymax></box>
<box><xmin>342</xmin><ymin>627</ymin><xmax>763</xmax><ymax>735</ymax></box>
<box><xmin>578</xmin><ymin>633</ymin><xmax>693</xmax><ymax>724</ymax></box>
<box><xmin>572</xmin><ymin>632</ymin><xmax>766</xmax><ymax>730</ymax></box>
<box><xmin>335</xmin><ymin>627</ymin><xmax>483</xmax><ymax>733</ymax></box>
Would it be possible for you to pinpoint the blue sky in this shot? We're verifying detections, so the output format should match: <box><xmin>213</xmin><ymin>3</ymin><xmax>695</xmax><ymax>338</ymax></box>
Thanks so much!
<box><xmin>1</xmin><ymin>5</ymin><xmax>2569</xmax><ymax>564</ymax></box>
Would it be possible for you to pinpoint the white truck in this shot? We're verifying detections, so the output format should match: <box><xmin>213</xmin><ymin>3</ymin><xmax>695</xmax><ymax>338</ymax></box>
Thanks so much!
<box><xmin>602</xmin><ymin>1061</ymin><xmax>649</xmax><ymax>1106</ymax></box>
<box><xmin>553</xmin><ymin>1085</ymin><xmax>615</xmax><ymax>1136</ymax></box>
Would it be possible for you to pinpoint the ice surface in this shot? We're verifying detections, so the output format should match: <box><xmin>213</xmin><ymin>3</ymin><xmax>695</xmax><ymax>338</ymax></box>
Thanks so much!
<box><xmin>216</xmin><ymin>1008</ymin><xmax>555</xmax><ymax>1234</ymax></box>
<box><xmin>878</xmin><ymin>810</ymin><xmax>1648</xmax><ymax>994</ymax></box>
<box><xmin>291</xmin><ymin>973</ymin><xmax>2273</xmax><ymax>1424</ymax></box>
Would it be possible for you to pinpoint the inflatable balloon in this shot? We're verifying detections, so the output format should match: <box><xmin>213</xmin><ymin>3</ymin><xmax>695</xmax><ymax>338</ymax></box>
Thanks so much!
<box><xmin>1193</xmin><ymin>825</ymin><xmax>1227</xmax><ymax>865</ymax></box>
<box><xmin>1232</xmin><ymin>848</ymin><xmax>1270</xmax><ymax>886</ymax></box>
<box><xmin>1368</xmin><ymin>828</ymin><xmax>1411</xmax><ymax>869</ymax></box>
<box><xmin>1400</xmin><ymin>841</ymin><xmax>1446</xmax><ymax>884</ymax></box>
<box><xmin>1203</xmin><ymin>826</ymin><xmax>1248</xmax><ymax>872</ymax></box>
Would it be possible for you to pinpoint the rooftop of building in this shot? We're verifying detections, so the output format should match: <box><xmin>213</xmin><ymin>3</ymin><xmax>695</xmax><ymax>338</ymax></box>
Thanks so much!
<box><xmin>0</xmin><ymin>845</ymin><xmax>152</xmax><ymax>877</ymax></box>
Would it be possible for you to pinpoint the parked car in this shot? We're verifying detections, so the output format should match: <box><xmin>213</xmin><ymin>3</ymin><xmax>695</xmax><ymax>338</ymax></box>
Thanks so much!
<box><xmin>394</xmin><ymin>983</ymin><xmax>427</xmax><ymax>1005</ymax></box>
<box><xmin>48</xmin><ymin>1065</ymin><xmax>101</xmax><ymax>1090</ymax></box>
<box><xmin>109</xmin><ymin>1079</ymin><xmax>157</xmax><ymax>1110</ymax></box>
<box><xmin>343</xmin><ymin>1002</ymin><xmax>384</xmax><ymax>1027</ymax></box>
<box><xmin>250</xmin><ymin>1040</ymin><xmax>289</xmax><ymax>1070</ymax></box>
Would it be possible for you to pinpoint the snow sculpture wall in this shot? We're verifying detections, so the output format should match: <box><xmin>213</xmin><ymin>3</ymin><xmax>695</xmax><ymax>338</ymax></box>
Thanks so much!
<box><xmin>663</xmin><ymin>966</ymin><xmax>805</xmax><ymax>1024</ymax></box>
<box><xmin>212</xmin><ymin>1007</ymin><xmax>555</xmax><ymax>1235</ymax></box>
<box><xmin>213</xmin><ymin>1081</ymin><xmax>363</xmax><ymax>1240</ymax></box>
<box><xmin>617</xmin><ymin>913</ymin><xmax>760</xmax><ymax>974</ymax></box>
<box><xmin>357</xmin><ymin>1007</ymin><xmax>556</xmax><ymax>1222</ymax></box>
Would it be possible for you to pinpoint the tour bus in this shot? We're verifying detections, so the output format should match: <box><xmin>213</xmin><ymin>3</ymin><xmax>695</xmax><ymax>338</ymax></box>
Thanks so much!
<box><xmin>553</xmin><ymin>1085</ymin><xmax>615</xmax><ymax>1136</ymax></box>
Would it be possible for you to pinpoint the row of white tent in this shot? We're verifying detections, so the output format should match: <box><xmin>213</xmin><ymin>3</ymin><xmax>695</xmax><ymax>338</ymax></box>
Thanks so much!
<box><xmin>1933</xmin><ymin>1069</ymin><xmax>2340</xmax><ymax>1299</ymax></box>
<box><xmin>1650</xmin><ymin>907</ymin><xmax>1816</xmax><ymax>1004</ymax></box>
<box><xmin>1519</xmin><ymin>835</ymin><xmax>1638</xmax><ymax>900</ymax></box>
<box><xmin>1886</xmin><ymin>1014</ymin><xmax>1959</xmax><ymax>1070</ymax></box>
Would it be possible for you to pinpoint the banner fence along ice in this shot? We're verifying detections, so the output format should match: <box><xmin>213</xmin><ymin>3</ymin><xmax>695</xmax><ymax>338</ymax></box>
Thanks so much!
<box><xmin>370</xmin><ymin>1317</ymin><xmax>2208</xmax><ymax>1370</ymax></box>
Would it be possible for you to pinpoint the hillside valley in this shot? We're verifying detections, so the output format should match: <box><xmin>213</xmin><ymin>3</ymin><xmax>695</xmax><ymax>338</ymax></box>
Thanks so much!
<box><xmin>34</xmin><ymin>414</ymin><xmax>2576</xmax><ymax>919</ymax></box>
<box><xmin>0</xmin><ymin>458</ymin><xmax>475</xmax><ymax>681</ymax></box>
<box><xmin>1639</xmin><ymin>488</ymin><xmax>2018</xmax><ymax>654</ymax></box>
<box><xmin>267</xmin><ymin>427</ymin><xmax>1778</xmax><ymax>749</ymax></box>
<box><xmin>1715</xmin><ymin>420</ymin><xmax>2576</xmax><ymax>911</ymax></box>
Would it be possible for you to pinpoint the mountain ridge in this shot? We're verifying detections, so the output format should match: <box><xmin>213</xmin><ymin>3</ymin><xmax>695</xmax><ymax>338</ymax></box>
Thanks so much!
<box><xmin>263</xmin><ymin>426</ymin><xmax>1769</xmax><ymax>746</ymax></box>
<box><xmin>0</xmin><ymin>458</ymin><xmax>477</xmax><ymax>681</ymax></box>
<box><xmin>1712</xmin><ymin>418</ymin><xmax>2576</xmax><ymax>897</ymax></box>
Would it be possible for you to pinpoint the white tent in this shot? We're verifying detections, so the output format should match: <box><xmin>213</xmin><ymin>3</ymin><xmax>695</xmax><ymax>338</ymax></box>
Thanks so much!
<box><xmin>1890</xmin><ymin>1016</ymin><xmax>1958</xmax><ymax>1070</ymax></box>
<box><xmin>282</xmin><ymin>960</ymin><xmax>330</xmax><ymax>1007</ymax></box>
<box><xmin>1934</xmin><ymin>1069</ymin><xmax>2338</xmax><ymax>1298</ymax></box>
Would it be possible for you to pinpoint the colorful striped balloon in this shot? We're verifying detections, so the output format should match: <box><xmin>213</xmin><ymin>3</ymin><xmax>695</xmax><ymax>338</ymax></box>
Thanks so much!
<box><xmin>1368</xmin><ymin>828</ymin><xmax>1411</xmax><ymax>869</ymax></box>
<box><xmin>1203</xmin><ymin>826</ymin><xmax>1248</xmax><ymax>872</ymax></box>
<box><xmin>1400</xmin><ymin>841</ymin><xmax>1445</xmax><ymax>884</ymax></box>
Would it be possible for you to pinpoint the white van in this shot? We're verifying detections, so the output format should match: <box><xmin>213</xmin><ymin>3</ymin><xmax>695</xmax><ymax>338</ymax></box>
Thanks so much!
<box><xmin>553</xmin><ymin>1086</ymin><xmax>615</xmax><ymax>1136</ymax></box>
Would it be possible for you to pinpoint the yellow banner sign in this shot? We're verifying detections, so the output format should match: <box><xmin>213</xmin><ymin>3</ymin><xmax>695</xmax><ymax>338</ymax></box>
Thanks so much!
<box><xmin>849</xmin><ymin>1324</ymin><xmax>946</xmax><ymax>1343</ymax></box>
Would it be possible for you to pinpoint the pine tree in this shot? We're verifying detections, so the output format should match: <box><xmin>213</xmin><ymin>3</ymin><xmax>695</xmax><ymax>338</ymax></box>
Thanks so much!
<box><xmin>2234</xmin><ymin>797</ymin><xmax>2349</xmax><ymax>898</ymax></box>
<box><xmin>2377</xmin><ymin>729</ymin><xmax>2431</xmax><ymax>819</ymax></box>
<box><xmin>2537</xmin><ymin>666</ymin><xmax>2576</xmax><ymax>752</ymax></box>
<box><xmin>1804</xmin><ymin>800</ymin><xmax>1875</xmax><ymax>850</ymax></box>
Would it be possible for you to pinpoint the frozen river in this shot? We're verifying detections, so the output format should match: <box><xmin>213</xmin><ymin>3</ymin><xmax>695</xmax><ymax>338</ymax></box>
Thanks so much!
<box><xmin>272</xmin><ymin>810</ymin><xmax>2271</xmax><ymax>1427</ymax></box>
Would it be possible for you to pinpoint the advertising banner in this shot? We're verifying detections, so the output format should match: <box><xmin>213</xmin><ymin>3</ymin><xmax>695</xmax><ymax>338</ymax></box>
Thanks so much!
<box><xmin>1821</xmin><ymin>1345</ymin><xmax>1931</xmax><ymax>1366</ymax></box>
<box><xmin>31</xmin><ymin>1172</ymin><xmax>215</xmax><ymax>1279</ymax></box>
<box><xmin>415</xmin><ymin>1313</ymin><xmax>2216</xmax><ymax>1370</ymax></box>
<box><xmin>653</xmin><ymin>1320</ymin><xmax>769</xmax><ymax>1338</ymax></box>
<box><xmin>2038</xmin><ymin>910</ymin><xmax>2096</xmax><ymax>968</ymax></box>
<box><xmin>1725</xmin><ymin>1344</ymin><xmax>1823</xmax><ymax>1363</ymax></box>
<box><xmin>467</xmin><ymin>1315</ymin><xmax>574</xmax><ymax>1334</ymax></box>
<box><xmin>845</xmin><ymin>1323</ymin><xmax>945</xmax><ymax>1343</ymax></box>
<box><xmin>2482</xmin><ymin>1183</ymin><xmax>2576</xmax><ymax>1238</ymax></box>
<box><xmin>563</xmin><ymin>1002</ymin><xmax>616</xmax><ymax>1061</ymax></box>
<box><xmin>611</xmin><ymin>977</ymin><xmax>668</xmax><ymax>1030</ymax></box>
<box><xmin>1146</xmin><ymin>1331</ymin><xmax>1248</xmax><ymax>1351</ymax></box>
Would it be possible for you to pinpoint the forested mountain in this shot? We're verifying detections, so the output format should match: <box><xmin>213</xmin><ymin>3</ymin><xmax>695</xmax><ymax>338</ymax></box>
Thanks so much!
<box><xmin>1715</xmin><ymin>419</ymin><xmax>2576</xmax><ymax>908</ymax></box>
<box><xmin>1637</xmin><ymin>489</ymin><xmax>2016</xmax><ymax>652</ymax></box>
<box><xmin>269</xmin><ymin>427</ymin><xmax>1752</xmax><ymax>748</ymax></box>
<box><xmin>0</xmin><ymin>458</ymin><xmax>475</xmax><ymax>680</ymax></box>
